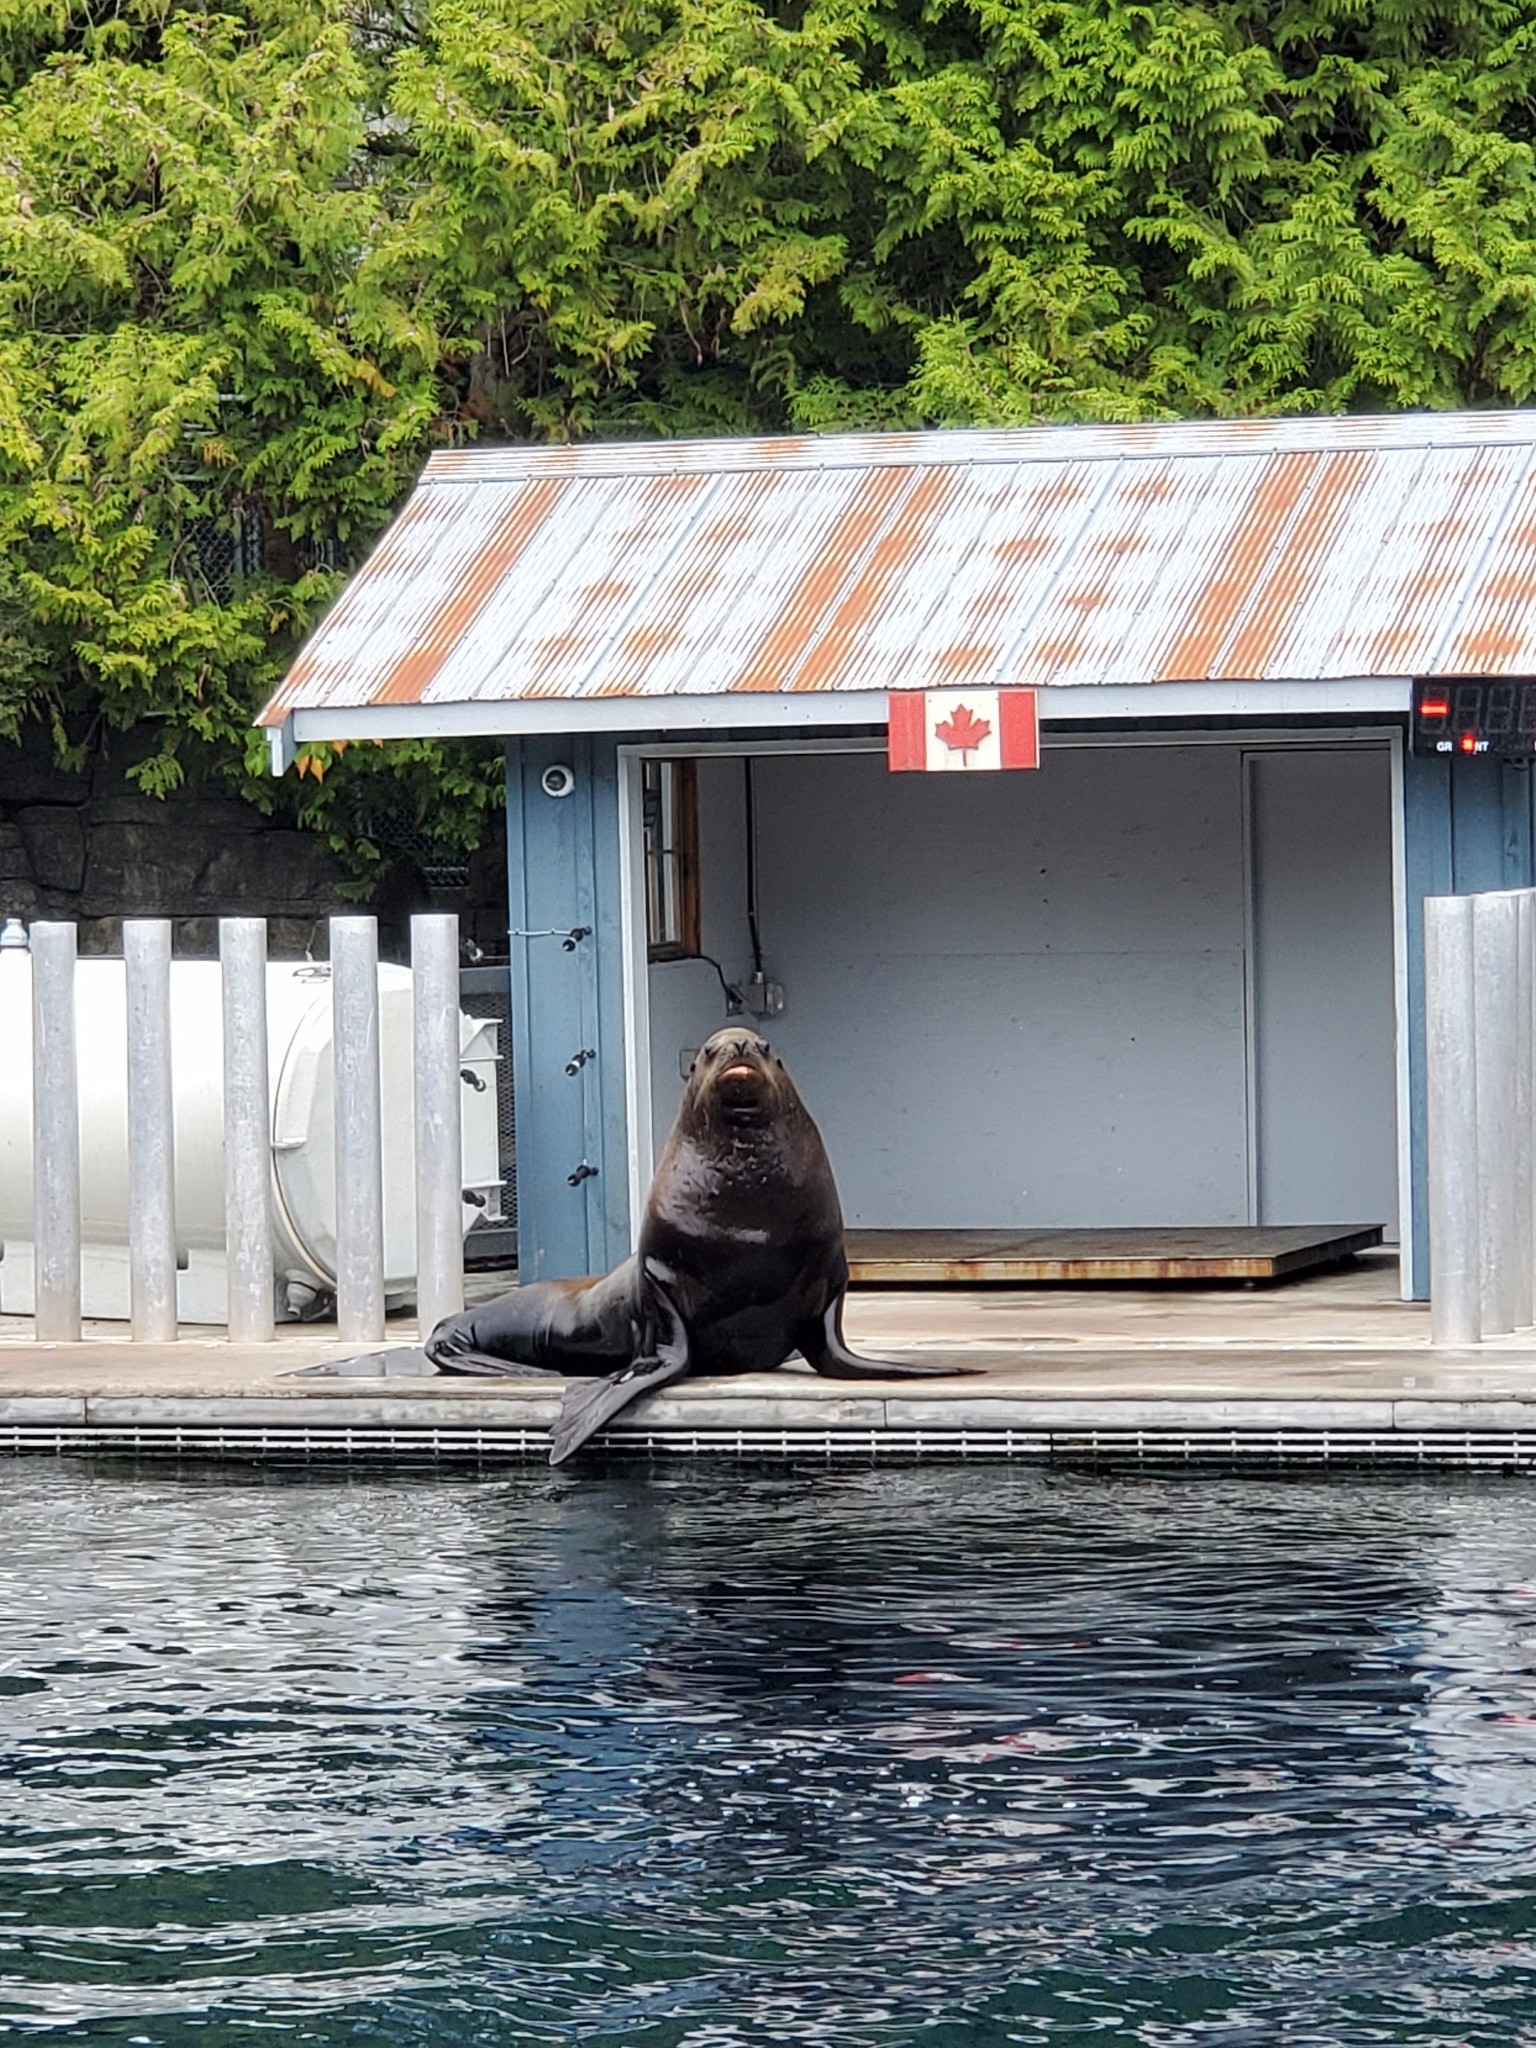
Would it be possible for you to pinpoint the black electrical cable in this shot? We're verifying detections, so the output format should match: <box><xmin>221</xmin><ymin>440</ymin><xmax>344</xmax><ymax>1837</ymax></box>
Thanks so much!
<box><xmin>696</xmin><ymin>951</ymin><xmax>744</xmax><ymax>1010</ymax></box>
<box><xmin>744</xmin><ymin>757</ymin><xmax>765</xmax><ymax>977</ymax></box>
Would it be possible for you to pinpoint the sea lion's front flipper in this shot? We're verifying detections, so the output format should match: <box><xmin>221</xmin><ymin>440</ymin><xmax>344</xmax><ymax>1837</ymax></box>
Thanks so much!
<box><xmin>547</xmin><ymin>1351</ymin><xmax>691</xmax><ymax>1464</ymax></box>
<box><xmin>798</xmin><ymin>1295</ymin><xmax>985</xmax><ymax>1381</ymax></box>
<box><xmin>549</xmin><ymin>1266</ymin><xmax>690</xmax><ymax>1465</ymax></box>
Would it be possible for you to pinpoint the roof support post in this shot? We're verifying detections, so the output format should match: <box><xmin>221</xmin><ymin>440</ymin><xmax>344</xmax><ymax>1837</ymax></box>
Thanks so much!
<box><xmin>505</xmin><ymin>736</ymin><xmax>631</xmax><ymax>1281</ymax></box>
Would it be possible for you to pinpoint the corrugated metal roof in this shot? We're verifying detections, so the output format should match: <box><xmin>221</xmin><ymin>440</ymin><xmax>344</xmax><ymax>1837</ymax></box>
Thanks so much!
<box><xmin>259</xmin><ymin>411</ymin><xmax>1536</xmax><ymax>726</ymax></box>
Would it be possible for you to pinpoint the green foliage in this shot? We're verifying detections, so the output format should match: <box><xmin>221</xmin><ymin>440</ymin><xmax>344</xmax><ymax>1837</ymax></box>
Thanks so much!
<box><xmin>3</xmin><ymin>0</ymin><xmax>1536</xmax><ymax>865</ymax></box>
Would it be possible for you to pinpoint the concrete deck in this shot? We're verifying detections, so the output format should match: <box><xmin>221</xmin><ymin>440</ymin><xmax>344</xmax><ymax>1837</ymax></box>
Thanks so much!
<box><xmin>4</xmin><ymin>1254</ymin><xmax>1536</xmax><ymax>1464</ymax></box>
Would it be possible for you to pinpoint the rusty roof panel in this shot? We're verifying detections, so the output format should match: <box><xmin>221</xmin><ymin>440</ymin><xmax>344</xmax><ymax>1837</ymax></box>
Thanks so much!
<box><xmin>1013</xmin><ymin>453</ymin><xmax>1277</xmax><ymax>686</ymax></box>
<box><xmin>823</xmin><ymin>459</ymin><xmax>1110</xmax><ymax>694</ymax></box>
<box><xmin>1266</xmin><ymin>444</ymin><xmax>1530</xmax><ymax>679</ymax></box>
<box><xmin>269</xmin><ymin>479</ymin><xmax>528</xmax><ymax>714</ymax></box>
<box><xmin>261</xmin><ymin>409</ymin><xmax>1536</xmax><ymax>726</ymax></box>
<box><xmin>601</xmin><ymin>467</ymin><xmax>924</xmax><ymax>698</ymax></box>
<box><xmin>1212</xmin><ymin>451</ymin><xmax>1375</xmax><ymax>681</ymax></box>
<box><xmin>1237</xmin><ymin>446</ymin><xmax>1433</xmax><ymax>680</ymax></box>
<box><xmin>728</xmin><ymin>466</ymin><xmax>923</xmax><ymax>693</ymax></box>
<box><xmin>1439</xmin><ymin>457</ymin><xmax>1536</xmax><ymax>673</ymax></box>
<box><xmin>375</xmin><ymin>476</ymin><xmax>571</xmax><ymax>705</ymax></box>
<box><xmin>432</xmin><ymin>471</ymin><xmax>718</xmax><ymax>704</ymax></box>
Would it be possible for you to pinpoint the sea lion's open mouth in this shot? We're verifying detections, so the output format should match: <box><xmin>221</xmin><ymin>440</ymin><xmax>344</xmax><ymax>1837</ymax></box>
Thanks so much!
<box><xmin>721</xmin><ymin>1061</ymin><xmax>758</xmax><ymax>1079</ymax></box>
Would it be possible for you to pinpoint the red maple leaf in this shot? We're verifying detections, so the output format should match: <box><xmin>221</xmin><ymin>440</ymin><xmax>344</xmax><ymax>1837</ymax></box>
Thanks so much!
<box><xmin>934</xmin><ymin>703</ymin><xmax>992</xmax><ymax>758</ymax></box>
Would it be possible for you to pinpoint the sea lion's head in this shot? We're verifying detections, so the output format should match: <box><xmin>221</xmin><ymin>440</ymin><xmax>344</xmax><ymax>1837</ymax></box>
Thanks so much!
<box><xmin>685</xmin><ymin>1025</ymin><xmax>792</xmax><ymax>1130</ymax></box>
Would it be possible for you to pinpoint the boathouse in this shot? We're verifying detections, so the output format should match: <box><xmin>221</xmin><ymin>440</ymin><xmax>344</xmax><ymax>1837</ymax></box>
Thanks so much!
<box><xmin>258</xmin><ymin>410</ymin><xmax>1536</xmax><ymax>1300</ymax></box>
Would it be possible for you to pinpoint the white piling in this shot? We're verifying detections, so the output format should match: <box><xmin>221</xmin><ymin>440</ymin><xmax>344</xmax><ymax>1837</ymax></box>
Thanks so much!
<box><xmin>30</xmin><ymin>921</ymin><xmax>80</xmax><ymax>1343</ymax></box>
<box><xmin>412</xmin><ymin>914</ymin><xmax>464</xmax><ymax>1340</ymax></box>
<box><xmin>1474</xmin><ymin>890</ymin><xmax>1523</xmax><ymax>1337</ymax></box>
<box><xmin>220</xmin><ymin>918</ymin><xmax>274</xmax><ymax>1343</ymax></box>
<box><xmin>332</xmin><ymin>915</ymin><xmax>384</xmax><ymax>1343</ymax></box>
<box><xmin>1519</xmin><ymin>891</ymin><xmax>1536</xmax><ymax>1331</ymax></box>
<box><xmin>124</xmin><ymin>920</ymin><xmax>177</xmax><ymax>1343</ymax></box>
<box><xmin>1426</xmin><ymin>894</ymin><xmax>1481</xmax><ymax>1347</ymax></box>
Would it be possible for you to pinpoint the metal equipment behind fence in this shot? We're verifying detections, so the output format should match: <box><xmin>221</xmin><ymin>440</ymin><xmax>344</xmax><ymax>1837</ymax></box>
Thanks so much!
<box><xmin>457</xmin><ymin>963</ymin><xmax>518</xmax><ymax>1267</ymax></box>
<box><xmin>20</xmin><ymin>913</ymin><xmax>468</xmax><ymax>1343</ymax></box>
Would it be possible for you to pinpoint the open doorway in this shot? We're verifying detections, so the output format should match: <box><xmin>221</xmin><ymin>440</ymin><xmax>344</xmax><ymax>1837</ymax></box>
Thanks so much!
<box><xmin>634</xmin><ymin>734</ymin><xmax>1400</xmax><ymax>1249</ymax></box>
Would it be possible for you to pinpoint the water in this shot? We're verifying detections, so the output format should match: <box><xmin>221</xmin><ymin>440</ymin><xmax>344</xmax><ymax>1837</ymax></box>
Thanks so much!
<box><xmin>6</xmin><ymin>1465</ymin><xmax>1536</xmax><ymax>2045</ymax></box>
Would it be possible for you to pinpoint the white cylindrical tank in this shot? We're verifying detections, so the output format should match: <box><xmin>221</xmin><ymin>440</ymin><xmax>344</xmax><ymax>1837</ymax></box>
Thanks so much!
<box><xmin>0</xmin><ymin>952</ymin><xmax>502</xmax><ymax>1323</ymax></box>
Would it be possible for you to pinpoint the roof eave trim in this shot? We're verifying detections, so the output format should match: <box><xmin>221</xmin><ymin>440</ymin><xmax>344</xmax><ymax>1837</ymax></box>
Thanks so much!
<box><xmin>272</xmin><ymin>678</ymin><xmax>1411</xmax><ymax>757</ymax></box>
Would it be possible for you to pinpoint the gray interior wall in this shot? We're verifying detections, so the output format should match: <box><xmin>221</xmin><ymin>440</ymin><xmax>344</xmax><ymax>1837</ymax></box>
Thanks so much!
<box><xmin>759</xmin><ymin>747</ymin><xmax>1251</xmax><ymax>1225</ymax></box>
<box><xmin>1248</xmin><ymin>749</ymin><xmax>1399</xmax><ymax>1229</ymax></box>
<box><xmin>653</xmin><ymin>746</ymin><xmax>1253</xmax><ymax>1226</ymax></box>
<box><xmin>644</xmin><ymin>738</ymin><xmax>1399</xmax><ymax>1233</ymax></box>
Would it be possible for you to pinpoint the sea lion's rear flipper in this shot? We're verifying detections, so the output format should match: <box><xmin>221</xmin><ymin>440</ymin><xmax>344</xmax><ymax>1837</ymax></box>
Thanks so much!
<box><xmin>291</xmin><ymin>1347</ymin><xmax>439</xmax><ymax>1379</ymax></box>
<box><xmin>798</xmin><ymin>1295</ymin><xmax>985</xmax><ymax>1381</ymax></box>
<box><xmin>427</xmin><ymin>1348</ymin><xmax>564</xmax><ymax>1379</ymax></box>
<box><xmin>425</xmin><ymin>1270</ymin><xmax>637</xmax><ymax>1378</ymax></box>
<box><xmin>424</xmin><ymin>1313</ymin><xmax>565</xmax><ymax>1378</ymax></box>
<box><xmin>549</xmin><ymin>1266</ymin><xmax>690</xmax><ymax>1465</ymax></box>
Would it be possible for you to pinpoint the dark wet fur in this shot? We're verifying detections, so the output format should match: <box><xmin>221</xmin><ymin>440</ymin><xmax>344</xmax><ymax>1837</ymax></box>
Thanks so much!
<box><xmin>426</xmin><ymin>1027</ymin><xmax>973</xmax><ymax>1462</ymax></box>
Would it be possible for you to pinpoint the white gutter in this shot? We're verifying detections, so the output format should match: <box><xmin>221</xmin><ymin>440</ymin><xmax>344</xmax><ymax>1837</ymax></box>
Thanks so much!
<box><xmin>268</xmin><ymin>678</ymin><xmax>1413</xmax><ymax>763</ymax></box>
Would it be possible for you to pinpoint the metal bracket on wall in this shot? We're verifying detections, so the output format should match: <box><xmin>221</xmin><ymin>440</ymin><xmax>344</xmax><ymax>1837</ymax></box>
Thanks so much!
<box><xmin>567</xmin><ymin>1161</ymin><xmax>599</xmax><ymax>1187</ymax></box>
<box><xmin>564</xmin><ymin>1048</ymin><xmax>596</xmax><ymax>1076</ymax></box>
<box><xmin>510</xmin><ymin>926</ymin><xmax>592</xmax><ymax>951</ymax></box>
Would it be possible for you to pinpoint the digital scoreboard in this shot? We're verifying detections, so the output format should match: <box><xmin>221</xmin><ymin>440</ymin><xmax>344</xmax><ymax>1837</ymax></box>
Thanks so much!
<box><xmin>1412</xmin><ymin>679</ymin><xmax>1536</xmax><ymax>756</ymax></box>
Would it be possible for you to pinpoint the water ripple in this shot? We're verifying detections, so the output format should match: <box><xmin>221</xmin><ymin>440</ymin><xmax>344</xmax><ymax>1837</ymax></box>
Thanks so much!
<box><xmin>3</xmin><ymin>1464</ymin><xmax>1536</xmax><ymax>2043</ymax></box>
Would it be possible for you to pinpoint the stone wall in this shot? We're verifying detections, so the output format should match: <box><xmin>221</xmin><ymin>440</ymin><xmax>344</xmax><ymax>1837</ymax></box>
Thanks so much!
<box><xmin>0</xmin><ymin>732</ymin><xmax>509</xmax><ymax>960</ymax></box>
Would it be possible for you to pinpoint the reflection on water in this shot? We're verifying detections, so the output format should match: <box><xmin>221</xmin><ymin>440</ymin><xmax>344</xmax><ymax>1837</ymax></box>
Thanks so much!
<box><xmin>5</xmin><ymin>1464</ymin><xmax>1536</xmax><ymax>2044</ymax></box>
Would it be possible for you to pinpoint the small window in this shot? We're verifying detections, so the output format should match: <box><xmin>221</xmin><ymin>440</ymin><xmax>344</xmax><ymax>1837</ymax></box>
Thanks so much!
<box><xmin>643</xmin><ymin>758</ymin><xmax>701</xmax><ymax>961</ymax></box>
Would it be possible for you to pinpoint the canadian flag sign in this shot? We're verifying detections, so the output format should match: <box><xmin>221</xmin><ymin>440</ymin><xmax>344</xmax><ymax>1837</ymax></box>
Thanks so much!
<box><xmin>887</xmin><ymin>688</ymin><xmax>1039</xmax><ymax>773</ymax></box>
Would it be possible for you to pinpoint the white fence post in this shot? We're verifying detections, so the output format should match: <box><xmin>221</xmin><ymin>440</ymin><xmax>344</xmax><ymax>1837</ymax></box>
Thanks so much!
<box><xmin>1518</xmin><ymin>891</ymin><xmax>1536</xmax><ymax>1330</ymax></box>
<box><xmin>412</xmin><ymin>913</ymin><xmax>463</xmax><ymax>1340</ymax></box>
<box><xmin>30</xmin><ymin>921</ymin><xmax>81</xmax><ymax>1343</ymax></box>
<box><xmin>1426</xmin><ymin>893</ymin><xmax>1480</xmax><ymax>1346</ymax></box>
<box><xmin>332</xmin><ymin>915</ymin><xmax>384</xmax><ymax>1344</ymax></box>
<box><xmin>220</xmin><ymin>917</ymin><xmax>274</xmax><ymax>1343</ymax></box>
<box><xmin>1474</xmin><ymin>891</ymin><xmax>1522</xmax><ymax>1337</ymax></box>
<box><xmin>124</xmin><ymin>919</ymin><xmax>178</xmax><ymax>1343</ymax></box>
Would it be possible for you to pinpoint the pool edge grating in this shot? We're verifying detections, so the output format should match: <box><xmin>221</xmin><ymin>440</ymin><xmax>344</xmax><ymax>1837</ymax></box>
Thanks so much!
<box><xmin>6</xmin><ymin>1421</ymin><xmax>1536</xmax><ymax>1466</ymax></box>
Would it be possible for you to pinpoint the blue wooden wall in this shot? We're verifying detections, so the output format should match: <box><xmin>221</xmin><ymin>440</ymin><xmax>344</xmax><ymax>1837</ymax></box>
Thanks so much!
<box><xmin>504</xmin><ymin>735</ymin><xmax>631</xmax><ymax>1280</ymax></box>
<box><xmin>1403</xmin><ymin>752</ymin><xmax>1536</xmax><ymax>1297</ymax></box>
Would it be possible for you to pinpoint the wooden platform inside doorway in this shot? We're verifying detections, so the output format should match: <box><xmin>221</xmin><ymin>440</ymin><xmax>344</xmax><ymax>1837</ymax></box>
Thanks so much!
<box><xmin>844</xmin><ymin>1224</ymin><xmax>1385</xmax><ymax>1286</ymax></box>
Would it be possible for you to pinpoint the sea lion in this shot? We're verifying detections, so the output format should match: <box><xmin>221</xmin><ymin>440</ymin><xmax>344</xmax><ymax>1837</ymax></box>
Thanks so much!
<box><xmin>425</xmin><ymin>1024</ymin><xmax>972</xmax><ymax>1463</ymax></box>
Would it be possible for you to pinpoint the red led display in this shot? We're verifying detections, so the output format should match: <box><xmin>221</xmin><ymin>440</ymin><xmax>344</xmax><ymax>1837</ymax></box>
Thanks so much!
<box><xmin>1413</xmin><ymin>679</ymin><xmax>1536</xmax><ymax>756</ymax></box>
